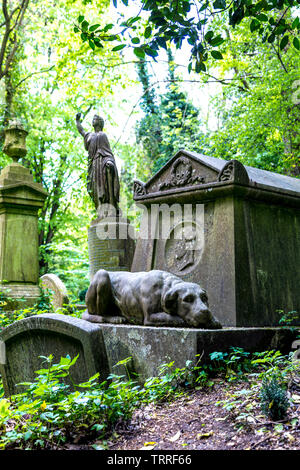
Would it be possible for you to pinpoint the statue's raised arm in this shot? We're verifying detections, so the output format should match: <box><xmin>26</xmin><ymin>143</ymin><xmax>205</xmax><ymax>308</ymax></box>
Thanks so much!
<box><xmin>76</xmin><ymin>112</ymin><xmax>85</xmax><ymax>137</ymax></box>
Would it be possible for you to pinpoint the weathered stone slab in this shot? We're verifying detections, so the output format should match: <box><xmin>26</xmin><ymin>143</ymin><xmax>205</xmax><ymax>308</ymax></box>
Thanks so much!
<box><xmin>100</xmin><ymin>324</ymin><xmax>297</xmax><ymax>382</ymax></box>
<box><xmin>0</xmin><ymin>314</ymin><xmax>297</xmax><ymax>395</ymax></box>
<box><xmin>0</xmin><ymin>314</ymin><xmax>109</xmax><ymax>396</ymax></box>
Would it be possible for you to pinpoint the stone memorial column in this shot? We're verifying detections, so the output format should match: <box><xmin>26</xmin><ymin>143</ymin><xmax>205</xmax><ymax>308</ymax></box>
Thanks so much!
<box><xmin>0</xmin><ymin>120</ymin><xmax>48</xmax><ymax>308</ymax></box>
<box><xmin>88</xmin><ymin>213</ymin><xmax>135</xmax><ymax>280</ymax></box>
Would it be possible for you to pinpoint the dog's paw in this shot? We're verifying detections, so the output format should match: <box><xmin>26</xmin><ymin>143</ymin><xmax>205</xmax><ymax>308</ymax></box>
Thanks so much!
<box><xmin>107</xmin><ymin>316</ymin><xmax>127</xmax><ymax>324</ymax></box>
<box><xmin>82</xmin><ymin>311</ymin><xmax>105</xmax><ymax>323</ymax></box>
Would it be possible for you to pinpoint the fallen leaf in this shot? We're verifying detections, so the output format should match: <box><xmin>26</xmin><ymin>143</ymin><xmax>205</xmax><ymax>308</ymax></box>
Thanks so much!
<box><xmin>291</xmin><ymin>394</ymin><xmax>300</xmax><ymax>403</ymax></box>
<box><xmin>284</xmin><ymin>432</ymin><xmax>294</xmax><ymax>442</ymax></box>
<box><xmin>139</xmin><ymin>442</ymin><xmax>157</xmax><ymax>450</ymax></box>
<box><xmin>197</xmin><ymin>431</ymin><xmax>213</xmax><ymax>439</ymax></box>
<box><xmin>169</xmin><ymin>431</ymin><xmax>181</xmax><ymax>442</ymax></box>
<box><xmin>139</xmin><ymin>444</ymin><xmax>156</xmax><ymax>450</ymax></box>
<box><xmin>246</xmin><ymin>416</ymin><xmax>256</xmax><ymax>424</ymax></box>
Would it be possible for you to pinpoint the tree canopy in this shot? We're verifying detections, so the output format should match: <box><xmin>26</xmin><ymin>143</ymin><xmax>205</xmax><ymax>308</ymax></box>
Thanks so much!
<box><xmin>0</xmin><ymin>0</ymin><xmax>299</xmax><ymax>295</ymax></box>
<box><xmin>76</xmin><ymin>0</ymin><xmax>300</xmax><ymax>73</ymax></box>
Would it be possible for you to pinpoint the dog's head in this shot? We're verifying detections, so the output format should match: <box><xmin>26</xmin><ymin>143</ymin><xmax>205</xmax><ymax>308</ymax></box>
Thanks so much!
<box><xmin>162</xmin><ymin>281</ymin><xmax>221</xmax><ymax>329</ymax></box>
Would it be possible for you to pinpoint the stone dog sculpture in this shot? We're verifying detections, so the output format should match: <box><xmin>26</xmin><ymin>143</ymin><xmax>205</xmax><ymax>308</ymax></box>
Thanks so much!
<box><xmin>83</xmin><ymin>269</ymin><xmax>222</xmax><ymax>329</ymax></box>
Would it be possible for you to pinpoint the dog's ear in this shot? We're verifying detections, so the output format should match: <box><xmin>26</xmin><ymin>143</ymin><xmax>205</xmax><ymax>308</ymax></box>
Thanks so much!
<box><xmin>162</xmin><ymin>288</ymin><xmax>179</xmax><ymax>314</ymax></box>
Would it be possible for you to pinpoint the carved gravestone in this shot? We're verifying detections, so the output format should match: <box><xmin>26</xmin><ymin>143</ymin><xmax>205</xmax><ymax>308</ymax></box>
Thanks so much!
<box><xmin>132</xmin><ymin>150</ymin><xmax>300</xmax><ymax>327</ymax></box>
<box><xmin>0</xmin><ymin>314</ymin><xmax>109</xmax><ymax>396</ymax></box>
<box><xmin>40</xmin><ymin>274</ymin><xmax>70</xmax><ymax>311</ymax></box>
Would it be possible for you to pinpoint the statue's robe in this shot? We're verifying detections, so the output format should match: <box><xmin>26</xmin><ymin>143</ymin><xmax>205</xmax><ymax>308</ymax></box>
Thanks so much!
<box><xmin>83</xmin><ymin>131</ymin><xmax>120</xmax><ymax>210</ymax></box>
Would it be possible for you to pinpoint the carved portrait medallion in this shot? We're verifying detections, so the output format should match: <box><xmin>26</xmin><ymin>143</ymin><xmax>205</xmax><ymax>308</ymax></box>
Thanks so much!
<box><xmin>164</xmin><ymin>221</ymin><xmax>204</xmax><ymax>275</ymax></box>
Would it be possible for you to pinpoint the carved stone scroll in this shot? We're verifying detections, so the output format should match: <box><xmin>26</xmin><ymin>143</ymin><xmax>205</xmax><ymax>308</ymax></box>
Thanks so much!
<box><xmin>218</xmin><ymin>160</ymin><xmax>249</xmax><ymax>185</ymax></box>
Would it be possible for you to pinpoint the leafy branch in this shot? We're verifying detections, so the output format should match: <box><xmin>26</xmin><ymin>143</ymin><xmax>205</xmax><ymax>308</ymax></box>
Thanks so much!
<box><xmin>74</xmin><ymin>0</ymin><xmax>300</xmax><ymax>73</ymax></box>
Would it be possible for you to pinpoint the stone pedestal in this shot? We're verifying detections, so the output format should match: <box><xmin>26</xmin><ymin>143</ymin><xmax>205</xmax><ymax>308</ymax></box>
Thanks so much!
<box><xmin>0</xmin><ymin>163</ymin><xmax>48</xmax><ymax>308</ymax></box>
<box><xmin>88</xmin><ymin>216</ymin><xmax>135</xmax><ymax>280</ymax></box>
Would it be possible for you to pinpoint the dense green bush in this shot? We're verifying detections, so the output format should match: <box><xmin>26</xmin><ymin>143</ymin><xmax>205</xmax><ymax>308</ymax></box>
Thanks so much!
<box><xmin>260</xmin><ymin>377</ymin><xmax>290</xmax><ymax>421</ymax></box>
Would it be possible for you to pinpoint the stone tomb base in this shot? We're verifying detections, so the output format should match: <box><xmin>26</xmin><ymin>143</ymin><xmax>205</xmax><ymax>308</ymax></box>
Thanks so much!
<box><xmin>0</xmin><ymin>314</ymin><xmax>297</xmax><ymax>396</ymax></box>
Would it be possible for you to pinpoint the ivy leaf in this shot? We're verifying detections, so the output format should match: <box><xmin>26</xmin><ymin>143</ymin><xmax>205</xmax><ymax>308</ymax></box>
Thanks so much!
<box><xmin>293</xmin><ymin>37</ymin><xmax>300</xmax><ymax>50</ymax></box>
<box><xmin>112</xmin><ymin>44</ymin><xmax>126</xmax><ymax>51</ymax></box>
<box><xmin>280</xmin><ymin>35</ymin><xmax>289</xmax><ymax>50</ymax></box>
<box><xmin>24</xmin><ymin>431</ymin><xmax>33</xmax><ymax>441</ymax></box>
<box><xmin>133</xmin><ymin>47</ymin><xmax>145</xmax><ymax>58</ymax></box>
<box><xmin>213</xmin><ymin>0</ymin><xmax>226</xmax><ymax>9</ymax></box>
<box><xmin>211</xmin><ymin>50</ymin><xmax>223</xmax><ymax>59</ymax></box>
<box><xmin>144</xmin><ymin>26</ymin><xmax>152</xmax><ymax>39</ymax></box>
<box><xmin>89</xmin><ymin>40</ymin><xmax>95</xmax><ymax>50</ymax></box>
<box><xmin>89</xmin><ymin>24</ymin><xmax>100</xmax><ymax>32</ymax></box>
<box><xmin>131</xmin><ymin>37</ymin><xmax>140</xmax><ymax>44</ymax></box>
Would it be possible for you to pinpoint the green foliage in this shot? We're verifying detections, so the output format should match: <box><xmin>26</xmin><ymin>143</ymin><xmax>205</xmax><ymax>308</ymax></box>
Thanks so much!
<box><xmin>0</xmin><ymin>354</ymin><xmax>202</xmax><ymax>449</ymax></box>
<box><xmin>127</xmin><ymin>50</ymin><xmax>204</xmax><ymax>185</ymax></box>
<box><xmin>0</xmin><ymin>286</ymin><xmax>52</xmax><ymax>331</ymax></box>
<box><xmin>0</xmin><ymin>354</ymin><xmax>140</xmax><ymax>449</ymax></box>
<box><xmin>278</xmin><ymin>310</ymin><xmax>299</xmax><ymax>326</ymax></box>
<box><xmin>0</xmin><ymin>346</ymin><xmax>299</xmax><ymax>448</ymax></box>
<box><xmin>207</xmin><ymin>347</ymin><xmax>252</xmax><ymax>381</ymax></box>
<box><xmin>216</xmin><ymin>349</ymin><xmax>299</xmax><ymax>428</ymax></box>
<box><xmin>76</xmin><ymin>0</ymin><xmax>300</xmax><ymax>73</ymax></box>
<box><xmin>260</xmin><ymin>377</ymin><xmax>290</xmax><ymax>421</ymax></box>
<box><xmin>0</xmin><ymin>0</ymin><xmax>131</xmax><ymax>287</ymax></box>
<box><xmin>205</xmin><ymin>14</ymin><xmax>300</xmax><ymax>175</ymax></box>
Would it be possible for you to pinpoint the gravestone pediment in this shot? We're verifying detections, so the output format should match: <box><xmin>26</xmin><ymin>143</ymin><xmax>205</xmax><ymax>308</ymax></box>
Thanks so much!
<box><xmin>134</xmin><ymin>151</ymin><xmax>219</xmax><ymax>199</ymax></box>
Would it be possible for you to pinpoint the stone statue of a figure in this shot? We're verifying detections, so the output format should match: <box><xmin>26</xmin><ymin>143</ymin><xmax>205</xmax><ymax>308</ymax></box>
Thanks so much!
<box><xmin>76</xmin><ymin>113</ymin><xmax>120</xmax><ymax>216</ymax></box>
